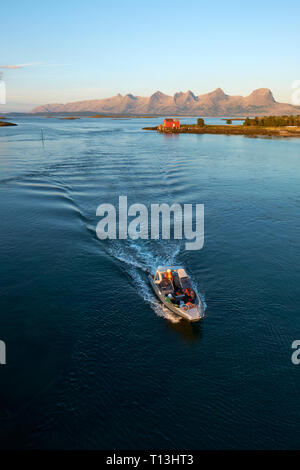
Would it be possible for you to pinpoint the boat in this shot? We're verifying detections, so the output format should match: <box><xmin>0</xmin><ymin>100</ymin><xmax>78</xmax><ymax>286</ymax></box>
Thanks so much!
<box><xmin>149</xmin><ymin>266</ymin><xmax>205</xmax><ymax>322</ymax></box>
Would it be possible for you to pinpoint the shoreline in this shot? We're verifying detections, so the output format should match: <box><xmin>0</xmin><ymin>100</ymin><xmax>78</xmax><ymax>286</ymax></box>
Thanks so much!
<box><xmin>44</xmin><ymin>114</ymin><xmax>158</xmax><ymax>120</ymax></box>
<box><xmin>143</xmin><ymin>124</ymin><xmax>300</xmax><ymax>138</ymax></box>
<box><xmin>0</xmin><ymin>121</ymin><xmax>17</xmax><ymax>127</ymax></box>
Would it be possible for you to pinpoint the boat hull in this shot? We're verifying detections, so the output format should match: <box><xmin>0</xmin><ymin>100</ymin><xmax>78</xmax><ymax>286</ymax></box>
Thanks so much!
<box><xmin>149</xmin><ymin>275</ymin><xmax>204</xmax><ymax>322</ymax></box>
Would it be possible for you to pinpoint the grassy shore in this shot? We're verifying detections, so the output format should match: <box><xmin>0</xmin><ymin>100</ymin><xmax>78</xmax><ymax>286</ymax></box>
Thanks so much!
<box><xmin>143</xmin><ymin>124</ymin><xmax>300</xmax><ymax>137</ymax></box>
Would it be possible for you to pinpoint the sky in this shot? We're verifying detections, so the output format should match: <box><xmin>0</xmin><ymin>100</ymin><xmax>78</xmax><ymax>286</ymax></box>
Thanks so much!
<box><xmin>1</xmin><ymin>0</ymin><xmax>300</xmax><ymax>111</ymax></box>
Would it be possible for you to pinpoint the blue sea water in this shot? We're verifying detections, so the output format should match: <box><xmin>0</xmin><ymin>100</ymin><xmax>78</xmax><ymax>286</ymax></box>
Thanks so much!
<box><xmin>0</xmin><ymin>115</ymin><xmax>299</xmax><ymax>449</ymax></box>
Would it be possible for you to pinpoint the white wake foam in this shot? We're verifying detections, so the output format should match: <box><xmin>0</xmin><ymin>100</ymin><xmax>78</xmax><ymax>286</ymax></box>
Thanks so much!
<box><xmin>95</xmin><ymin>234</ymin><xmax>205</xmax><ymax>323</ymax></box>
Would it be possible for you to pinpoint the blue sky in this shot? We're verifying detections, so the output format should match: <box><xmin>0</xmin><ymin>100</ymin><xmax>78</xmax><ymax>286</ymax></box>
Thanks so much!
<box><xmin>1</xmin><ymin>0</ymin><xmax>300</xmax><ymax>111</ymax></box>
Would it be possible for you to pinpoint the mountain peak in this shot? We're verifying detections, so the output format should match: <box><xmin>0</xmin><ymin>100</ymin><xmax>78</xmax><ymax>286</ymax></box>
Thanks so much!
<box><xmin>245</xmin><ymin>88</ymin><xmax>275</xmax><ymax>105</ymax></box>
<box><xmin>149</xmin><ymin>91</ymin><xmax>171</xmax><ymax>105</ymax></box>
<box><xmin>174</xmin><ymin>90</ymin><xmax>197</xmax><ymax>104</ymax></box>
<box><xmin>151</xmin><ymin>90</ymin><xmax>165</xmax><ymax>97</ymax></box>
<box><xmin>210</xmin><ymin>87</ymin><xmax>226</xmax><ymax>97</ymax></box>
<box><xmin>124</xmin><ymin>93</ymin><xmax>136</xmax><ymax>100</ymax></box>
<box><xmin>185</xmin><ymin>90</ymin><xmax>197</xmax><ymax>100</ymax></box>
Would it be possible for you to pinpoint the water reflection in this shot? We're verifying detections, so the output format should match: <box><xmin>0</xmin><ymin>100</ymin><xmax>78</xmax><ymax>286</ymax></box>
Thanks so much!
<box><xmin>165</xmin><ymin>316</ymin><xmax>204</xmax><ymax>343</ymax></box>
<box><xmin>162</xmin><ymin>133</ymin><xmax>179</xmax><ymax>140</ymax></box>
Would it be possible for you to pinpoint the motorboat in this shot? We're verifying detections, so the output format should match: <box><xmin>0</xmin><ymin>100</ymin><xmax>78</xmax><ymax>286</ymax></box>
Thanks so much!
<box><xmin>149</xmin><ymin>266</ymin><xmax>205</xmax><ymax>322</ymax></box>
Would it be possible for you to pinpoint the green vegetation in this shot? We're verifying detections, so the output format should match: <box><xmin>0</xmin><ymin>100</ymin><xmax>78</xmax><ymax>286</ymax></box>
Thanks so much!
<box><xmin>197</xmin><ymin>118</ymin><xmax>205</xmax><ymax>127</ymax></box>
<box><xmin>243</xmin><ymin>115</ymin><xmax>300</xmax><ymax>127</ymax></box>
<box><xmin>226</xmin><ymin>119</ymin><xmax>232</xmax><ymax>124</ymax></box>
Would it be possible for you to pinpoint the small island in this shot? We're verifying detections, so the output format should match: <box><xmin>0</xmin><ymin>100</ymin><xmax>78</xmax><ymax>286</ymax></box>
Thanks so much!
<box><xmin>59</xmin><ymin>116</ymin><xmax>81</xmax><ymax>120</ymax></box>
<box><xmin>144</xmin><ymin>116</ymin><xmax>300</xmax><ymax>138</ymax></box>
<box><xmin>87</xmin><ymin>114</ymin><xmax>156</xmax><ymax>119</ymax></box>
<box><xmin>0</xmin><ymin>120</ymin><xmax>17</xmax><ymax>127</ymax></box>
<box><xmin>44</xmin><ymin>114</ymin><xmax>157</xmax><ymax>119</ymax></box>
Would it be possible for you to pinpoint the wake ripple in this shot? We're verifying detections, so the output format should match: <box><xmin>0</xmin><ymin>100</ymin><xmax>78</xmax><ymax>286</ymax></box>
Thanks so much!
<box><xmin>96</xmin><ymin>237</ymin><xmax>206</xmax><ymax>323</ymax></box>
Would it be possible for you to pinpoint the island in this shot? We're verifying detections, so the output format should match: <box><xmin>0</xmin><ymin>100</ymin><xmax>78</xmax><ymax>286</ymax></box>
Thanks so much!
<box><xmin>87</xmin><ymin>114</ymin><xmax>156</xmax><ymax>119</ymax></box>
<box><xmin>59</xmin><ymin>116</ymin><xmax>81</xmax><ymax>120</ymax></box>
<box><xmin>143</xmin><ymin>116</ymin><xmax>300</xmax><ymax>138</ymax></box>
<box><xmin>0</xmin><ymin>120</ymin><xmax>17</xmax><ymax>127</ymax></box>
<box><xmin>44</xmin><ymin>114</ymin><xmax>157</xmax><ymax>120</ymax></box>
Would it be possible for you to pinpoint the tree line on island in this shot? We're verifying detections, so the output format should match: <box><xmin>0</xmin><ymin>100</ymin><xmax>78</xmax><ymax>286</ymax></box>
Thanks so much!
<box><xmin>198</xmin><ymin>116</ymin><xmax>300</xmax><ymax>127</ymax></box>
<box><xmin>243</xmin><ymin>115</ymin><xmax>300</xmax><ymax>127</ymax></box>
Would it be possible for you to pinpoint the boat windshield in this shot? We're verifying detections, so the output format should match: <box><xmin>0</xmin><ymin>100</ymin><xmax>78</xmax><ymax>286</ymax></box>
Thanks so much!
<box><xmin>180</xmin><ymin>276</ymin><xmax>192</xmax><ymax>290</ymax></box>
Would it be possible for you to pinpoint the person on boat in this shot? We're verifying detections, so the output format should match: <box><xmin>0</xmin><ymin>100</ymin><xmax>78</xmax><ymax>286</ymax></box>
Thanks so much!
<box><xmin>184</xmin><ymin>288</ymin><xmax>195</xmax><ymax>304</ymax></box>
<box><xmin>165</xmin><ymin>293</ymin><xmax>179</xmax><ymax>306</ymax></box>
<box><xmin>190</xmin><ymin>288</ymin><xmax>196</xmax><ymax>301</ymax></box>
<box><xmin>164</xmin><ymin>269</ymin><xmax>173</xmax><ymax>281</ymax></box>
<box><xmin>160</xmin><ymin>278</ymin><xmax>170</xmax><ymax>289</ymax></box>
<box><xmin>165</xmin><ymin>293</ymin><xmax>174</xmax><ymax>303</ymax></box>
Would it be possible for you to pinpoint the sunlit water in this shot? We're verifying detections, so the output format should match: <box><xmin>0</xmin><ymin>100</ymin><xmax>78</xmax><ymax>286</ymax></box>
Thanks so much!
<box><xmin>0</xmin><ymin>115</ymin><xmax>300</xmax><ymax>449</ymax></box>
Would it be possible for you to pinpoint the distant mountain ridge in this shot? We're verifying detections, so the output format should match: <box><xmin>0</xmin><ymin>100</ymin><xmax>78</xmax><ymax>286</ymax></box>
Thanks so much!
<box><xmin>31</xmin><ymin>88</ymin><xmax>300</xmax><ymax>116</ymax></box>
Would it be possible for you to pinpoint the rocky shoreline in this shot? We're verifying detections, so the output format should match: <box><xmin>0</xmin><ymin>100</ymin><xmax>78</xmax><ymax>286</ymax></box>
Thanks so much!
<box><xmin>0</xmin><ymin>121</ymin><xmax>17</xmax><ymax>127</ymax></box>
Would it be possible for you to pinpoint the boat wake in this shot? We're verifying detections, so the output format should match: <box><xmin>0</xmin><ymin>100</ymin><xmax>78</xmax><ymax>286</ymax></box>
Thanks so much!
<box><xmin>92</xmin><ymin>237</ymin><xmax>181</xmax><ymax>322</ymax></box>
<box><xmin>25</xmin><ymin>177</ymin><xmax>206</xmax><ymax>323</ymax></box>
<box><xmin>8</xmin><ymin>176</ymin><xmax>206</xmax><ymax>323</ymax></box>
<box><xmin>100</xmin><ymin>237</ymin><xmax>206</xmax><ymax>323</ymax></box>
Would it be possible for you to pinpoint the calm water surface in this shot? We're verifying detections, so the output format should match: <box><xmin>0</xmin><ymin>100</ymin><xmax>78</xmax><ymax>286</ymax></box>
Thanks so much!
<box><xmin>0</xmin><ymin>116</ymin><xmax>299</xmax><ymax>449</ymax></box>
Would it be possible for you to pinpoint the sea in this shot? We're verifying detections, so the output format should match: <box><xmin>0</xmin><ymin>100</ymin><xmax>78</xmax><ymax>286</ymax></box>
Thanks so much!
<box><xmin>0</xmin><ymin>115</ymin><xmax>299</xmax><ymax>449</ymax></box>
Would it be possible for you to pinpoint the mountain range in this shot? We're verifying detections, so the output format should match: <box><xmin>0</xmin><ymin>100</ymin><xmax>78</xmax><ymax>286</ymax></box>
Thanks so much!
<box><xmin>31</xmin><ymin>88</ymin><xmax>300</xmax><ymax>116</ymax></box>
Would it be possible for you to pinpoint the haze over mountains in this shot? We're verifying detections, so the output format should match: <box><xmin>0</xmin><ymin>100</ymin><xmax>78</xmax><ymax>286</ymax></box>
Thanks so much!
<box><xmin>31</xmin><ymin>88</ymin><xmax>300</xmax><ymax>116</ymax></box>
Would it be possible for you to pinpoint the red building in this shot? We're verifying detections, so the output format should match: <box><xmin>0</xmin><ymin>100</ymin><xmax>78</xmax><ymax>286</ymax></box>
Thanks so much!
<box><xmin>163</xmin><ymin>118</ymin><xmax>180</xmax><ymax>129</ymax></box>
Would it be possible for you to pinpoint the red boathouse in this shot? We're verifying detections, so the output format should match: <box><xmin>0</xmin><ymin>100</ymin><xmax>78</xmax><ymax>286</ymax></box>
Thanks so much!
<box><xmin>162</xmin><ymin>118</ymin><xmax>180</xmax><ymax>129</ymax></box>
